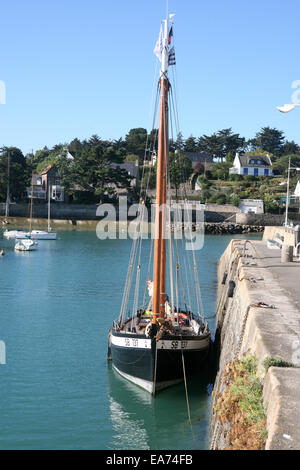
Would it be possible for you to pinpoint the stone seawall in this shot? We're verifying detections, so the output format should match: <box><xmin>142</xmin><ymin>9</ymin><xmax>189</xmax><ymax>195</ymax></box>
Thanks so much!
<box><xmin>2</xmin><ymin>202</ymin><xmax>299</xmax><ymax>226</ymax></box>
<box><xmin>263</xmin><ymin>225</ymin><xmax>296</xmax><ymax>247</ymax></box>
<box><xmin>1</xmin><ymin>216</ymin><xmax>264</xmax><ymax>235</ymax></box>
<box><xmin>0</xmin><ymin>203</ymin><xmax>101</xmax><ymax>220</ymax></box>
<box><xmin>1</xmin><ymin>202</ymin><xmax>236</xmax><ymax>223</ymax></box>
<box><xmin>236</xmin><ymin>212</ymin><xmax>286</xmax><ymax>226</ymax></box>
<box><xmin>210</xmin><ymin>235</ymin><xmax>300</xmax><ymax>450</ymax></box>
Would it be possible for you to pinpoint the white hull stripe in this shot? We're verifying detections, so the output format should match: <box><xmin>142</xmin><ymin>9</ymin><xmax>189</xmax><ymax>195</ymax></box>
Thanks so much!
<box><xmin>111</xmin><ymin>335</ymin><xmax>152</xmax><ymax>349</ymax></box>
<box><xmin>112</xmin><ymin>365</ymin><xmax>184</xmax><ymax>394</ymax></box>
<box><xmin>111</xmin><ymin>334</ymin><xmax>210</xmax><ymax>351</ymax></box>
<box><xmin>112</xmin><ymin>365</ymin><xmax>154</xmax><ymax>393</ymax></box>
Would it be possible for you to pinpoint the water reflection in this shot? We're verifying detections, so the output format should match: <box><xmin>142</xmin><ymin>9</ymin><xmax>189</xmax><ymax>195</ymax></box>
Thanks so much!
<box><xmin>106</xmin><ymin>363</ymin><xmax>213</xmax><ymax>450</ymax></box>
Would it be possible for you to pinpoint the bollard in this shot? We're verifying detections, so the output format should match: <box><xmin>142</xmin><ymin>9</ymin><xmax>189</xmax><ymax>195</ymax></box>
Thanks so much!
<box><xmin>281</xmin><ymin>244</ymin><xmax>293</xmax><ymax>263</ymax></box>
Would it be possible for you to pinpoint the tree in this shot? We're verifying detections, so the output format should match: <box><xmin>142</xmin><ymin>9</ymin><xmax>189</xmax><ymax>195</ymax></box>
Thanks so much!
<box><xmin>272</xmin><ymin>154</ymin><xmax>300</xmax><ymax>176</ymax></box>
<box><xmin>70</xmin><ymin>142</ymin><xmax>132</xmax><ymax>202</ymax></box>
<box><xmin>125</xmin><ymin>128</ymin><xmax>148</xmax><ymax>160</ymax></box>
<box><xmin>217</xmin><ymin>128</ymin><xmax>246</xmax><ymax>159</ymax></box>
<box><xmin>125</xmin><ymin>153</ymin><xmax>139</xmax><ymax>162</ymax></box>
<box><xmin>168</xmin><ymin>153</ymin><xmax>193</xmax><ymax>197</ymax></box>
<box><xmin>280</xmin><ymin>140</ymin><xmax>300</xmax><ymax>156</ymax></box>
<box><xmin>69</xmin><ymin>138</ymin><xmax>82</xmax><ymax>155</ymax></box>
<box><xmin>33</xmin><ymin>147</ymin><xmax>51</xmax><ymax>169</ymax></box>
<box><xmin>184</xmin><ymin>135</ymin><xmax>198</xmax><ymax>152</ymax></box>
<box><xmin>198</xmin><ymin>128</ymin><xmax>246</xmax><ymax>161</ymax></box>
<box><xmin>0</xmin><ymin>147</ymin><xmax>31</xmax><ymax>201</ymax></box>
<box><xmin>140</xmin><ymin>167</ymin><xmax>157</xmax><ymax>190</ymax></box>
<box><xmin>250</xmin><ymin>127</ymin><xmax>285</xmax><ymax>157</ymax></box>
<box><xmin>211</xmin><ymin>162</ymin><xmax>232</xmax><ymax>180</ymax></box>
<box><xmin>174</xmin><ymin>132</ymin><xmax>185</xmax><ymax>152</ymax></box>
<box><xmin>198</xmin><ymin>133</ymin><xmax>223</xmax><ymax>159</ymax></box>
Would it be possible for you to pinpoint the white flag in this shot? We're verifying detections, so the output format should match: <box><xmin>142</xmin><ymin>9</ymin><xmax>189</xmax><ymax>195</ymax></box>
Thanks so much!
<box><xmin>153</xmin><ymin>25</ymin><xmax>163</xmax><ymax>62</ymax></box>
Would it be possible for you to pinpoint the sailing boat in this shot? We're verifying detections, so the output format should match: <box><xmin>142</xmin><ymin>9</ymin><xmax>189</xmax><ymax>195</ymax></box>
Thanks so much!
<box><xmin>3</xmin><ymin>149</ymin><xmax>28</xmax><ymax>240</ymax></box>
<box><xmin>15</xmin><ymin>174</ymin><xmax>38</xmax><ymax>251</ymax></box>
<box><xmin>108</xmin><ymin>16</ymin><xmax>211</xmax><ymax>394</ymax></box>
<box><xmin>16</xmin><ymin>184</ymin><xmax>57</xmax><ymax>240</ymax></box>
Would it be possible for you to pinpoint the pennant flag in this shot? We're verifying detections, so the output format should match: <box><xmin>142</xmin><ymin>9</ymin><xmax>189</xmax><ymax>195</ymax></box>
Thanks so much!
<box><xmin>168</xmin><ymin>26</ymin><xmax>173</xmax><ymax>45</ymax></box>
<box><xmin>168</xmin><ymin>46</ymin><xmax>176</xmax><ymax>66</ymax></box>
<box><xmin>153</xmin><ymin>25</ymin><xmax>163</xmax><ymax>62</ymax></box>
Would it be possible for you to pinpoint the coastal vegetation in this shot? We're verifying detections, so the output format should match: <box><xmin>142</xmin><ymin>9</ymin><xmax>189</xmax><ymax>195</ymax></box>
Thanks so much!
<box><xmin>215</xmin><ymin>355</ymin><xmax>267</xmax><ymax>450</ymax></box>
<box><xmin>0</xmin><ymin>126</ymin><xmax>299</xmax><ymax>211</ymax></box>
<box><xmin>263</xmin><ymin>356</ymin><xmax>295</xmax><ymax>371</ymax></box>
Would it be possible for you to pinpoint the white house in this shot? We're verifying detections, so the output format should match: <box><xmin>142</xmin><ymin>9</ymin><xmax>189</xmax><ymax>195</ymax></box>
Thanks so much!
<box><xmin>229</xmin><ymin>153</ymin><xmax>273</xmax><ymax>177</ymax></box>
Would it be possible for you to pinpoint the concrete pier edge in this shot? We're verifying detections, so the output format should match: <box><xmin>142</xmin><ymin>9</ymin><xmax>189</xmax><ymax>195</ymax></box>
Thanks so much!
<box><xmin>210</xmin><ymin>226</ymin><xmax>300</xmax><ymax>450</ymax></box>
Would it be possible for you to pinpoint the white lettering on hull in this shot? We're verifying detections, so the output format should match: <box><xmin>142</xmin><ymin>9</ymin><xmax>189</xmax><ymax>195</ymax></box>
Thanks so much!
<box><xmin>111</xmin><ymin>335</ymin><xmax>151</xmax><ymax>349</ymax></box>
<box><xmin>111</xmin><ymin>334</ymin><xmax>210</xmax><ymax>351</ymax></box>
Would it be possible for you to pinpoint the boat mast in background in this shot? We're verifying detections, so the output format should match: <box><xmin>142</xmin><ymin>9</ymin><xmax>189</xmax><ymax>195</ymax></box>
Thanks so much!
<box><xmin>29</xmin><ymin>172</ymin><xmax>34</xmax><ymax>235</ymax></box>
<box><xmin>48</xmin><ymin>184</ymin><xmax>51</xmax><ymax>232</ymax></box>
<box><xmin>5</xmin><ymin>150</ymin><xmax>10</xmax><ymax>218</ymax></box>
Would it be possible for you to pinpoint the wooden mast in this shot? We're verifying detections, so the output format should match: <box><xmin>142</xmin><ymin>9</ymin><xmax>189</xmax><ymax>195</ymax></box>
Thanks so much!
<box><xmin>152</xmin><ymin>19</ymin><xmax>169</xmax><ymax>324</ymax></box>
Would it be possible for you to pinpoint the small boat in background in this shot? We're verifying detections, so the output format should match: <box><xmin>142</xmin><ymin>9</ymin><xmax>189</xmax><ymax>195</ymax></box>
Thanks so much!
<box><xmin>14</xmin><ymin>239</ymin><xmax>37</xmax><ymax>251</ymax></box>
<box><xmin>15</xmin><ymin>186</ymin><xmax>57</xmax><ymax>240</ymax></box>
<box><xmin>3</xmin><ymin>229</ymin><xmax>27</xmax><ymax>240</ymax></box>
<box><xmin>16</xmin><ymin>229</ymin><xmax>56</xmax><ymax>240</ymax></box>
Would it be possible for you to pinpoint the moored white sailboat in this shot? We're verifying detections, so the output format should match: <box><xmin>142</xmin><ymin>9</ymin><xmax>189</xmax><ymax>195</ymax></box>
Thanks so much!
<box><xmin>108</xmin><ymin>14</ymin><xmax>211</xmax><ymax>395</ymax></box>
<box><xmin>15</xmin><ymin>185</ymin><xmax>57</xmax><ymax>240</ymax></box>
<box><xmin>3</xmin><ymin>229</ymin><xmax>28</xmax><ymax>239</ymax></box>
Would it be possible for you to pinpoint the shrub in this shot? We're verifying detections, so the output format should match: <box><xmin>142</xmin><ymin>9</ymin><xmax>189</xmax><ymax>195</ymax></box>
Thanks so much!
<box><xmin>229</xmin><ymin>195</ymin><xmax>240</xmax><ymax>206</ymax></box>
<box><xmin>215</xmin><ymin>355</ymin><xmax>267</xmax><ymax>450</ymax></box>
<box><xmin>263</xmin><ymin>356</ymin><xmax>295</xmax><ymax>372</ymax></box>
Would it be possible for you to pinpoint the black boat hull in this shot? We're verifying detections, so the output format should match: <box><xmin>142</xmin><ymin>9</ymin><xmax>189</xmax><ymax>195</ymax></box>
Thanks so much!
<box><xmin>110</xmin><ymin>330</ymin><xmax>211</xmax><ymax>394</ymax></box>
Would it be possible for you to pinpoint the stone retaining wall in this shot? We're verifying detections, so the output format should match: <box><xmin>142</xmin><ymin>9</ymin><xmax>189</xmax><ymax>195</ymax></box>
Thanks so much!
<box><xmin>210</xmin><ymin>237</ymin><xmax>300</xmax><ymax>450</ymax></box>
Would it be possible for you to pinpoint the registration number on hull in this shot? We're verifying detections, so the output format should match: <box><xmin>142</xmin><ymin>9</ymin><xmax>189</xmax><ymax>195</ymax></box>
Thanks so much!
<box><xmin>157</xmin><ymin>338</ymin><xmax>209</xmax><ymax>350</ymax></box>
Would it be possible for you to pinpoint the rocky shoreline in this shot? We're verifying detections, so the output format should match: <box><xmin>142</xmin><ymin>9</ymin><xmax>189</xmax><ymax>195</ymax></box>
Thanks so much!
<box><xmin>171</xmin><ymin>222</ymin><xmax>264</xmax><ymax>235</ymax></box>
<box><xmin>1</xmin><ymin>216</ymin><xmax>264</xmax><ymax>235</ymax></box>
<box><xmin>204</xmin><ymin>222</ymin><xmax>264</xmax><ymax>234</ymax></box>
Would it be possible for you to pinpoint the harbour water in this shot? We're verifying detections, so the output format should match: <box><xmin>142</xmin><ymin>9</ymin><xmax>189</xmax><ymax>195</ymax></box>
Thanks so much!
<box><xmin>0</xmin><ymin>230</ymin><xmax>261</xmax><ymax>450</ymax></box>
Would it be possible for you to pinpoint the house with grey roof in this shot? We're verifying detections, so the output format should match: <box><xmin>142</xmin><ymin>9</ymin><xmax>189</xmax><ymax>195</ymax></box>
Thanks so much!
<box><xmin>229</xmin><ymin>152</ymin><xmax>273</xmax><ymax>177</ymax></box>
<box><xmin>182</xmin><ymin>151</ymin><xmax>214</xmax><ymax>169</ymax></box>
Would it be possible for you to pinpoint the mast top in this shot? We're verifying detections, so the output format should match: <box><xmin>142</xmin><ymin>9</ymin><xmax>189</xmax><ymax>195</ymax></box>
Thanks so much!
<box><xmin>154</xmin><ymin>14</ymin><xmax>175</xmax><ymax>80</ymax></box>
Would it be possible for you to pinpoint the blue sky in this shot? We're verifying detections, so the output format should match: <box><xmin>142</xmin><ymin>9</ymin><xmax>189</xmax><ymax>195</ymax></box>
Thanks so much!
<box><xmin>1</xmin><ymin>0</ymin><xmax>300</xmax><ymax>154</ymax></box>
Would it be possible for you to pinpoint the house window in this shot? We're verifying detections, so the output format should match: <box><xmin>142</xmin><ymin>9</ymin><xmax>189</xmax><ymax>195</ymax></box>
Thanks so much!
<box><xmin>264</xmin><ymin>168</ymin><xmax>269</xmax><ymax>176</ymax></box>
<box><xmin>254</xmin><ymin>168</ymin><xmax>258</xmax><ymax>176</ymax></box>
<box><xmin>243</xmin><ymin>168</ymin><xmax>248</xmax><ymax>175</ymax></box>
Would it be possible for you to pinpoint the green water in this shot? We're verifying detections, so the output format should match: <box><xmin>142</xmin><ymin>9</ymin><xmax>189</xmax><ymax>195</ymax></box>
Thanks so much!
<box><xmin>0</xmin><ymin>231</ymin><xmax>261</xmax><ymax>449</ymax></box>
